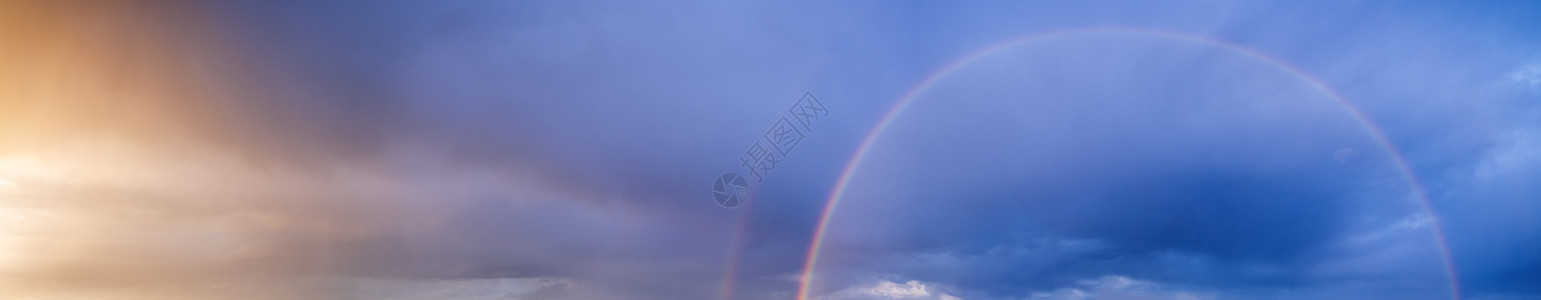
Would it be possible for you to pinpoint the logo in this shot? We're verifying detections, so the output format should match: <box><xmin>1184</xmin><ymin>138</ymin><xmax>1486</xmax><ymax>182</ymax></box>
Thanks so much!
<box><xmin>713</xmin><ymin>173</ymin><xmax>749</xmax><ymax>208</ymax></box>
<box><xmin>712</xmin><ymin>92</ymin><xmax>830</xmax><ymax>208</ymax></box>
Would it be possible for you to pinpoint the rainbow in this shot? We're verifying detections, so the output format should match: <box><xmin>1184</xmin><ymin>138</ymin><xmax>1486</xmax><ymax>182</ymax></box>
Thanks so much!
<box><xmin>792</xmin><ymin>27</ymin><xmax>1461</xmax><ymax>300</ymax></box>
<box><xmin>719</xmin><ymin>204</ymin><xmax>752</xmax><ymax>300</ymax></box>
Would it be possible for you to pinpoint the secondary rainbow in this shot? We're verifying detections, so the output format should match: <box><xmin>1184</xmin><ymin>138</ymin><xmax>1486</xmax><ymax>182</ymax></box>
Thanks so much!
<box><xmin>719</xmin><ymin>205</ymin><xmax>753</xmax><ymax>300</ymax></box>
<box><xmin>793</xmin><ymin>27</ymin><xmax>1461</xmax><ymax>300</ymax></box>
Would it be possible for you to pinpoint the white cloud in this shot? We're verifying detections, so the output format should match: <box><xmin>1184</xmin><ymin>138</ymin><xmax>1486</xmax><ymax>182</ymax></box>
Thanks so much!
<box><xmin>1026</xmin><ymin>275</ymin><xmax>1216</xmax><ymax>300</ymax></box>
<box><xmin>1511</xmin><ymin>63</ymin><xmax>1541</xmax><ymax>90</ymax></box>
<box><xmin>1475</xmin><ymin>129</ymin><xmax>1541</xmax><ymax>181</ymax></box>
<box><xmin>818</xmin><ymin>280</ymin><xmax>963</xmax><ymax>300</ymax></box>
<box><xmin>1393</xmin><ymin>214</ymin><xmax>1432</xmax><ymax>230</ymax></box>
<box><xmin>1334</xmin><ymin>147</ymin><xmax>1360</xmax><ymax>163</ymax></box>
<box><xmin>870</xmin><ymin>280</ymin><xmax>932</xmax><ymax>298</ymax></box>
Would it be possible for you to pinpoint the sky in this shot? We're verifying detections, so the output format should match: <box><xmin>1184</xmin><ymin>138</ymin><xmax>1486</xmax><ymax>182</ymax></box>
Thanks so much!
<box><xmin>0</xmin><ymin>1</ymin><xmax>1538</xmax><ymax>300</ymax></box>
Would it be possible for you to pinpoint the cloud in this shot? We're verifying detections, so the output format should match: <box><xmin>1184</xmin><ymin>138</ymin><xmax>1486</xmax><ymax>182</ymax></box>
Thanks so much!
<box><xmin>1334</xmin><ymin>147</ymin><xmax>1361</xmax><ymax>163</ymax></box>
<box><xmin>818</xmin><ymin>280</ymin><xmax>964</xmax><ymax>300</ymax></box>
<box><xmin>348</xmin><ymin>277</ymin><xmax>571</xmax><ymax>300</ymax></box>
<box><xmin>1512</xmin><ymin>63</ymin><xmax>1541</xmax><ymax>91</ymax></box>
<box><xmin>1025</xmin><ymin>275</ymin><xmax>1215</xmax><ymax>300</ymax></box>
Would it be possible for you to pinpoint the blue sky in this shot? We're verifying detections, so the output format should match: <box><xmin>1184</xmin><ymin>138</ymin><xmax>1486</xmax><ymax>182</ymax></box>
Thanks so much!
<box><xmin>2</xmin><ymin>1</ymin><xmax>1539</xmax><ymax>300</ymax></box>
